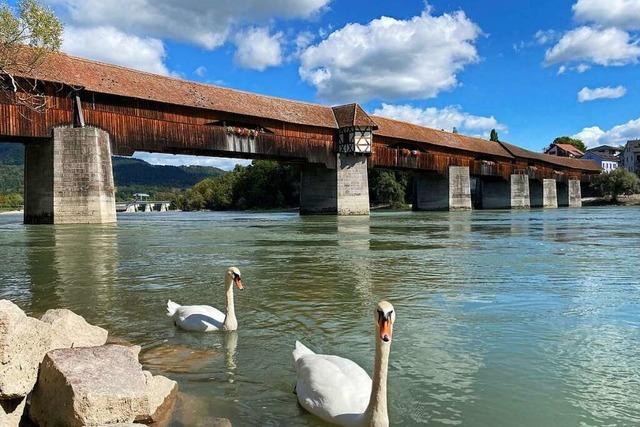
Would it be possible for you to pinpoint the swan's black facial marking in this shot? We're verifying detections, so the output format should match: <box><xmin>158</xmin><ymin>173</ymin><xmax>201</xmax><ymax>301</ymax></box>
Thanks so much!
<box><xmin>377</xmin><ymin>309</ymin><xmax>393</xmax><ymax>322</ymax></box>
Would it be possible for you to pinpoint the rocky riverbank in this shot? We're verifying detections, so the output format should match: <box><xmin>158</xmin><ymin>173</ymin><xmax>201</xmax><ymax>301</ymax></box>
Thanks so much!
<box><xmin>582</xmin><ymin>194</ymin><xmax>640</xmax><ymax>206</ymax></box>
<box><xmin>0</xmin><ymin>300</ymin><xmax>178</xmax><ymax>426</ymax></box>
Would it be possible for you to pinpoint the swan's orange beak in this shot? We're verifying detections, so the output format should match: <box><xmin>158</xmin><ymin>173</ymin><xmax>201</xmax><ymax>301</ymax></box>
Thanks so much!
<box><xmin>234</xmin><ymin>276</ymin><xmax>244</xmax><ymax>290</ymax></box>
<box><xmin>379</xmin><ymin>318</ymin><xmax>392</xmax><ymax>342</ymax></box>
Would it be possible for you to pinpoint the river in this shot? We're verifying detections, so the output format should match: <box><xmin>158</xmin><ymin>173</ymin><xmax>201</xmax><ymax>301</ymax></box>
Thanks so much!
<box><xmin>1</xmin><ymin>208</ymin><xmax>639</xmax><ymax>426</ymax></box>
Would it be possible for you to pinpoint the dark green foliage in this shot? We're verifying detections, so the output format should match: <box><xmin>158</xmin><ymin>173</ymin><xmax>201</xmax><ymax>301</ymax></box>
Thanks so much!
<box><xmin>368</xmin><ymin>169</ymin><xmax>411</xmax><ymax>208</ymax></box>
<box><xmin>552</xmin><ymin>136</ymin><xmax>586</xmax><ymax>153</ymax></box>
<box><xmin>490</xmin><ymin>129</ymin><xmax>499</xmax><ymax>142</ymax></box>
<box><xmin>176</xmin><ymin>160</ymin><xmax>299</xmax><ymax>211</ymax></box>
<box><xmin>112</xmin><ymin>156</ymin><xmax>224</xmax><ymax>188</ymax></box>
<box><xmin>0</xmin><ymin>192</ymin><xmax>22</xmax><ymax>208</ymax></box>
<box><xmin>590</xmin><ymin>169</ymin><xmax>640</xmax><ymax>202</ymax></box>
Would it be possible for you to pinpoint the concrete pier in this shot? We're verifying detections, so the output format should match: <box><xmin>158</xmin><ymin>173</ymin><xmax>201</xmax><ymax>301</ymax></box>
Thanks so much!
<box><xmin>300</xmin><ymin>153</ymin><xmax>369</xmax><ymax>215</ymax></box>
<box><xmin>530</xmin><ymin>179</ymin><xmax>558</xmax><ymax>208</ymax></box>
<box><xmin>414</xmin><ymin>166</ymin><xmax>472</xmax><ymax>211</ymax></box>
<box><xmin>24</xmin><ymin>127</ymin><xmax>116</xmax><ymax>224</ymax></box>
<box><xmin>510</xmin><ymin>174</ymin><xmax>531</xmax><ymax>209</ymax></box>
<box><xmin>557</xmin><ymin>179</ymin><xmax>582</xmax><ymax>207</ymax></box>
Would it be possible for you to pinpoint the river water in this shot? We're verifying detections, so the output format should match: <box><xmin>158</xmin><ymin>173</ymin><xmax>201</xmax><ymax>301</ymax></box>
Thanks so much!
<box><xmin>1</xmin><ymin>208</ymin><xmax>639</xmax><ymax>426</ymax></box>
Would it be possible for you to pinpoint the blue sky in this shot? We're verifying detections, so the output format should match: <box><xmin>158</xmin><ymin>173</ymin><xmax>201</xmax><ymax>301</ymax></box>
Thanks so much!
<box><xmin>32</xmin><ymin>0</ymin><xmax>640</xmax><ymax>168</ymax></box>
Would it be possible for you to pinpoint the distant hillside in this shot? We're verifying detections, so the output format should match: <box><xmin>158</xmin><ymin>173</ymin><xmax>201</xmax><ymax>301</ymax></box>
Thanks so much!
<box><xmin>0</xmin><ymin>145</ymin><xmax>225</xmax><ymax>197</ymax></box>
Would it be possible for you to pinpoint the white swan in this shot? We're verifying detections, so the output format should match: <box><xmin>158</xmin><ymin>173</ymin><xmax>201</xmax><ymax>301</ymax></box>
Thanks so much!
<box><xmin>166</xmin><ymin>267</ymin><xmax>244</xmax><ymax>332</ymax></box>
<box><xmin>293</xmin><ymin>301</ymin><xmax>395</xmax><ymax>427</ymax></box>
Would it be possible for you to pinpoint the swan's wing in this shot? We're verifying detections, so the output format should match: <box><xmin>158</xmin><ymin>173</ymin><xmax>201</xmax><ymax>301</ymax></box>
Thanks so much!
<box><xmin>295</xmin><ymin>353</ymin><xmax>371</xmax><ymax>426</ymax></box>
<box><xmin>293</xmin><ymin>340</ymin><xmax>315</xmax><ymax>362</ymax></box>
<box><xmin>174</xmin><ymin>305</ymin><xmax>225</xmax><ymax>332</ymax></box>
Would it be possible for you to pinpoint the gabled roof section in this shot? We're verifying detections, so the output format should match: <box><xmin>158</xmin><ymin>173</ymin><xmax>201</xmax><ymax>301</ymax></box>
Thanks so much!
<box><xmin>499</xmin><ymin>141</ymin><xmax>601</xmax><ymax>172</ymax></box>
<box><xmin>11</xmin><ymin>50</ymin><xmax>338</xmax><ymax>129</ymax></box>
<box><xmin>553</xmin><ymin>143</ymin><xmax>584</xmax><ymax>157</ymax></box>
<box><xmin>371</xmin><ymin>115</ymin><xmax>514</xmax><ymax>159</ymax></box>
<box><xmin>332</xmin><ymin>103</ymin><xmax>378</xmax><ymax>129</ymax></box>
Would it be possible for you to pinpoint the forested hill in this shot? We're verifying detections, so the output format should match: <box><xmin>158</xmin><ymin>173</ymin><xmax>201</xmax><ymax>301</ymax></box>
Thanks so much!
<box><xmin>0</xmin><ymin>145</ymin><xmax>225</xmax><ymax>197</ymax></box>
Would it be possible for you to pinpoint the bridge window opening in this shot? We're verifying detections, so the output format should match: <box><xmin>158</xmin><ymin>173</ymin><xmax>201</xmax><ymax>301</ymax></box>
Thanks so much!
<box><xmin>338</xmin><ymin>126</ymin><xmax>372</xmax><ymax>154</ymax></box>
<box><xmin>206</xmin><ymin>120</ymin><xmax>273</xmax><ymax>135</ymax></box>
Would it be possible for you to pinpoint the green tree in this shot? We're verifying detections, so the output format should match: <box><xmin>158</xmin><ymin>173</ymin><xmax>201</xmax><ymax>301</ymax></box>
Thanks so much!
<box><xmin>369</xmin><ymin>169</ymin><xmax>409</xmax><ymax>208</ymax></box>
<box><xmin>0</xmin><ymin>0</ymin><xmax>63</xmax><ymax>110</ymax></box>
<box><xmin>590</xmin><ymin>168</ymin><xmax>640</xmax><ymax>202</ymax></box>
<box><xmin>552</xmin><ymin>136</ymin><xmax>587</xmax><ymax>153</ymax></box>
<box><xmin>490</xmin><ymin>129</ymin><xmax>499</xmax><ymax>142</ymax></box>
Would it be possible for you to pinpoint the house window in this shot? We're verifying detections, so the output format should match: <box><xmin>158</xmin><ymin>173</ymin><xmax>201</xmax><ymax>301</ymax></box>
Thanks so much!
<box><xmin>337</xmin><ymin>126</ymin><xmax>372</xmax><ymax>154</ymax></box>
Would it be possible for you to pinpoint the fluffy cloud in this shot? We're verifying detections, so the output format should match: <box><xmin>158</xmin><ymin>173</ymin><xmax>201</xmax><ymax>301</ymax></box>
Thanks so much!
<box><xmin>534</xmin><ymin>29</ymin><xmax>559</xmax><ymax>45</ymax></box>
<box><xmin>373</xmin><ymin>103</ymin><xmax>506</xmax><ymax>138</ymax></box>
<box><xmin>133</xmin><ymin>152</ymin><xmax>251</xmax><ymax>170</ymax></box>
<box><xmin>48</xmin><ymin>0</ymin><xmax>330</xmax><ymax>50</ymax></box>
<box><xmin>573</xmin><ymin>117</ymin><xmax>640</xmax><ymax>147</ymax></box>
<box><xmin>62</xmin><ymin>26</ymin><xmax>169</xmax><ymax>75</ymax></box>
<box><xmin>577</xmin><ymin>85</ymin><xmax>627</xmax><ymax>102</ymax></box>
<box><xmin>233</xmin><ymin>27</ymin><xmax>283</xmax><ymax>71</ymax></box>
<box><xmin>299</xmin><ymin>7</ymin><xmax>481</xmax><ymax>102</ymax></box>
<box><xmin>573</xmin><ymin>0</ymin><xmax>640</xmax><ymax>30</ymax></box>
<box><xmin>545</xmin><ymin>26</ymin><xmax>640</xmax><ymax>66</ymax></box>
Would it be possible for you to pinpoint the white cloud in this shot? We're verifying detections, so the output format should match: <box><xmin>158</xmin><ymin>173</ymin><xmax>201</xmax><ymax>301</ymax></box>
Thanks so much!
<box><xmin>49</xmin><ymin>0</ymin><xmax>330</xmax><ymax>50</ymax></box>
<box><xmin>62</xmin><ymin>26</ymin><xmax>169</xmax><ymax>75</ymax></box>
<box><xmin>577</xmin><ymin>85</ymin><xmax>627</xmax><ymax>102</ymax></box>
<box><xmin>576</xmin><ymin>63</ymin><xmax>591</xmax><ymax>73</ymax></box>
<box><xmin>573</xmin><ymin>117</ymin><xmax>640</xmax><ymax>147</ymax></box>
<box><xmin>573</xmin><ymin>0</ymin><xmax>640</xmax><ymax>30</ymax></box>
<box><xmin>194</xmin><ymin>66</ymin><xmax>206</xmax><ymax>77</ymax></box>
<box><xmin>545</xmin><ymin>26</ymin><xmax>640</xmax><ymax>67</ymax></box>
<box><xmin>373</xmin><ymin>103</ymin><xmax>506</xmax><ymax>138</ymax></box>
<box><xmin>535</xmin><ymin>29</ymin><xmax>558</xmax><ymax>45</ymax></box>
<box><xmin>294</xmin><ymin>31</ymin><xmax>315</xmax><ymax>54</ymax></box>
<box><xmin>133</xmin><ymin>152</ymin><xmax>251</xmax><ymax>170</ymax></box>
<box><xmin>233</xmin><ymin>27</ymin><xmax>283</xmax><ymax>71</ymax></box>
<box><xmin>299</xmin><ymin>7</ymin><xmax>481</xmax><ymax>102</ymax></box>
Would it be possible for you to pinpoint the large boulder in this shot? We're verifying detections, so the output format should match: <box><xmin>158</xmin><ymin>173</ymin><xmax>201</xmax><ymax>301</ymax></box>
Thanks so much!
<box><xmin>0</xmin><ymin>300</ymin><xmax>53</xmax><ymax>399</ymax></box>
<box><xmin>29</xmin><ymin>345</ymin><xmax>177</xmax><ymax>427</ymax></box>
<box><xmin>41</xmin><ymin>308</ymin><xmax>108</xmax><ymax>348</ymax></box>
<box><xmin>0</xmin><ymin>397</ymin><xmax>27</xmax><ymax>427</ymax></box>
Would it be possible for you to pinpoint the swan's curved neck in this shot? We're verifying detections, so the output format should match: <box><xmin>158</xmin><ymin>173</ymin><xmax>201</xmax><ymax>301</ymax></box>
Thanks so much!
<box><xmin>222</xmin><ymin>278</ymin><xmax>237</xmax><ymax>331</ymax></box>
<box><xmin>364</xmin><ymin>335</ymin><xmax>390</xmax><ymax>427</ymax></box>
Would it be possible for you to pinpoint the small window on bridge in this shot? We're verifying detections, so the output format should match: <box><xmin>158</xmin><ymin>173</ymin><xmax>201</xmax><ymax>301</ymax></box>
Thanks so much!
<box><xmin>338</xmin><ymin>126</ymin><xmax>372</xmax><ymax>154</ymax></box>
<box><xmin>206</xmin><ymin>120</ymin><xmax>273</xmax><ymax>134</ymax></box>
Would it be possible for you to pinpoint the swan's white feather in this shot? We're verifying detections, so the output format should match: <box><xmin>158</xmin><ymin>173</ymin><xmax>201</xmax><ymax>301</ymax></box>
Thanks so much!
<box><xmin>168</xmin><ymin>302</ymin><xmax>226</xmax><ymax>332</ymax></box>
<box><xmin>294</xmin><ymin>342</ymin><xmax>372</xmax><ymax>427</ymax></box>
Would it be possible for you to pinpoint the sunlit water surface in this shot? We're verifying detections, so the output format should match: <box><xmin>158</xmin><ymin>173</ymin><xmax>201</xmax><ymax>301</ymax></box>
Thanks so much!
<box><xmin>1</xmin><ymin>208</ymin><xmax>639</xmax><ymax>426</ymax></box>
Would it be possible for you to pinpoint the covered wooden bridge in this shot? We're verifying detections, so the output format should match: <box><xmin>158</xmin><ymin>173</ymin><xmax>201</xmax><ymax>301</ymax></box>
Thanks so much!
<box><xmin>0</xmin><ymin>51</ymin><xmax>600</xmax><ymax>223</ymax></box>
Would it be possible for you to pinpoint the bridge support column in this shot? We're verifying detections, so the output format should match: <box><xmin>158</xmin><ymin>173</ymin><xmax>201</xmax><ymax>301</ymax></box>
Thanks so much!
<box><xmin>510</xmin><ymin>174</ymin><xmax>530</xmax><ymax>209</ymax></box>
<box><xmin>24</xmin><ymin>126</ymin><xmax>116</xmax><ymax>224</ymax></box>
<box><xmin>478</xmin><ymin>174</ymin><xmax>531</xmax><ymax>209</ymax></box>
<box><xmin>300</xmin><ymin>153</ymin><xmax>369</xmax><ymax>215</ymax></box>
<box><xmin>557</xmin><ymin>179</ymin><xmax>581</xmax><ymax>207</ymax></box>
<box><xmin>414</xmin><ymin>166</ymin><xmax>471</xmax><ymax>211</ymax></box>
<box><xmin>530</xmin><ymin>179</ymin><xmax>558</xmax><ymax>208</ymax></box>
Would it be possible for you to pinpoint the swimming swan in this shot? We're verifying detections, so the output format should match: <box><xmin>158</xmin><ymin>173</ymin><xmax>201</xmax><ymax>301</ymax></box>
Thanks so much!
<box><xmin>293</xmin><ymin>301</ymin><xmax>395</xmax><ymax>427</ymax></box>
<box><xmin>167</xmin><ymin>267</ymin><xmax>244</xmax><ymax>332</ymax></box>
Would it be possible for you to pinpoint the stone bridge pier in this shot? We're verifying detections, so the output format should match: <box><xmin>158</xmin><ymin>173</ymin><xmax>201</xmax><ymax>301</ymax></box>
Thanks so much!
<box><xmin>557</xmin><ymin>180</ymin><xmax>582</xmax><ymax>207</ymax></box>
<box><xmin>299</xmin><ymin>153</ymin><xmax>370</xmax><ymax>215</ymax></box>
<box><xmin>24</xmin><ymin>126</ymin><xmax>116</xmax><ymax>224</ymax></box>
<box><xmin>477</xmin><ymin>174</ymin><xmax>530</xmax><ymax>209</ymax></box>
<box><xmin>413</xmin><ymin>166</ymin><xmax>472</xmax><ymax>211</ymax></box>
<box><xmin>530</xmin><ymin>178</ymin><xmax>558</xmax><ymax>208</ymax></box>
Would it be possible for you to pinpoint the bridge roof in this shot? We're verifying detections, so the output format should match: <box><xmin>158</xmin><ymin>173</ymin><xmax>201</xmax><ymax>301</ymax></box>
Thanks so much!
<box><xmin>16</xmin><ymin>50</ymin><xmax>339</xmax><ymax>129</ymax></box>
<box><xmin>371</xmin><ymin>115</ymin><xmax>514</xmax><ymax>159</ymax></box>
<box><xmin>498</xmin><ymin>141</ymin><xmax>601</xmax><ymax>172</ymax></box>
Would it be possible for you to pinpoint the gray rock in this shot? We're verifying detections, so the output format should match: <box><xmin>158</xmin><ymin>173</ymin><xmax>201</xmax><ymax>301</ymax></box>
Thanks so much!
<box><xmin>29</xmin><ymin>345</ymin><xmax>177</xmax><ymax>427</ymax></box>
<box><xmin>139</xmin><ymin>371</ymin><xmax>178</xmax><ymax>424</ymax></box>
<box><xmin>0</xmin><ymin>397</ymin><xmax>26</xmax><ymax>427</ymax></box>
<box><xmin>41</xmin><ymin>308</ymin><xmax>108</xmax><ymax>349</ymax></box>
<box><xmin>0</xmin><ymin>300</ymin><xmax>53</xmax><ymax>399</ymax></box>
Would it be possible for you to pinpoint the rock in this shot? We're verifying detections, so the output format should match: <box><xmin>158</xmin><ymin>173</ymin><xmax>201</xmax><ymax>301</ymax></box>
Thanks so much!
<box><xmin>0</xmin><ymin>300</ymin><xmax>53</xmax><ymax>399</ymax></box>
<box><xmin>0</xmin><ymin>397</ymin><xmax>27</xmax><ymax>427</ymax></box>
<box><xmin>41</xmin><ymin>309</ymin><xmax>108</xmax><ymax>348</ymax></box>
<box><xmin>29</xmin><ymin>345</ymin><xmax>178</xmax><ymax>427</ymax></box>
<box><xmin>139</xmin><ymin>371</ymin><xmax>178</xmax><ymax>424</ymax></box>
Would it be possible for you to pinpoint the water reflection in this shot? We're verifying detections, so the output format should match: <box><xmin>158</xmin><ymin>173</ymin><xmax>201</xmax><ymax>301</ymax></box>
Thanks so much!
<box><xmin>0</xmin><ymin>208</ymin><xmax>639</xmax><ymax>426</ymax></box>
